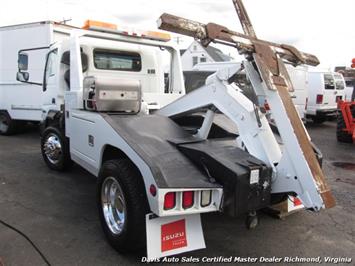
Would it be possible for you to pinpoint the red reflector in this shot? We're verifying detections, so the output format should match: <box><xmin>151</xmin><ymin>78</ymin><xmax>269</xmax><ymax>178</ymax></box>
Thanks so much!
<box><xmin>164</xmin><ymin>192</ymin><xmax>176</xmax><ymax>210</ymax></box>
<box><xmin>149</xmin><ymin>184</ymin><xmax>157</xmax><ymax>197</ymax></box>
<box><xmin>293</xmin><ymin>197</ymin><xmax>302</xmax><ymax>206</ymax></box>
<box><xmin>182</xmin><ymin>191</ymin><xmax>194</xmax><ymax>209</ymax></box>
<box><xmin>316</xmin><ymin>94</ymin><xmax>323</xmax><ymax>104</ymax></box>
<box><xmin>264</xmin><ymin>100</ymin><xmax>270</xmax><ymax>111</ymax></box>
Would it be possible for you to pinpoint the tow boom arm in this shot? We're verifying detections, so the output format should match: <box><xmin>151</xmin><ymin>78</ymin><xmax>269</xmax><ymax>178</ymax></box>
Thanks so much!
<box><xmin>157</xmin><ymin>0</ymin><xmax>335</xmax><ymax>209</ymax></box>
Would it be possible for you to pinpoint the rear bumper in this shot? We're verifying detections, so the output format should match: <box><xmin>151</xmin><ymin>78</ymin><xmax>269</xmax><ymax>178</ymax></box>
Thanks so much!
<box><xmin>317</xmin><ymin>108</ymin><xmax>337</xmax><ymax>116</ymax></box>
<box><xmin>307</xmin><ymin>108</ymin><xmax>337</xmax><ymax>118</ymax></box>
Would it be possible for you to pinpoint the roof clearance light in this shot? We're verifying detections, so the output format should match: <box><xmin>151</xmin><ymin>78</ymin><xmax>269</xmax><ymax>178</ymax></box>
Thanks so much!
<box><xmin>82</xmin><ymin>20</ymin><xmax>171</xmax><ymax>42</ymax></box>
<box><xmin>82</xmin><ymin>20</ymin><xmax>117</xmax><ymax>30</ymax></box>
<box><xmin>143</xmin><ymin>31</ymin><xmax>171</xmax><ymax>42</ymax></box>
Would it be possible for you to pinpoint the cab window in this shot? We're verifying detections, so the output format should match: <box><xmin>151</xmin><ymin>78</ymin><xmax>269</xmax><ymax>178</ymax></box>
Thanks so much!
<box><xmin>44</xmin><ymin>49</ymin><xmax>58</xmax><ymax>80</ymax></box>
<box><xmin>93</xmin><ymin>50</ymin><xmax>141</xmax><ymax>72</ymax></box>
<box><xmin>324</xmin><ymin>74</ymin><xmax>335</xmax><ymax>90</ymax></box>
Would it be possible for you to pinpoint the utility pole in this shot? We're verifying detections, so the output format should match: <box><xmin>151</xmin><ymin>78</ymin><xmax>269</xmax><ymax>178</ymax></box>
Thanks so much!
<box><xmin>173</xmin><ymin>36</ymin><xmax>184</xmax><ymax>45</ymax></box>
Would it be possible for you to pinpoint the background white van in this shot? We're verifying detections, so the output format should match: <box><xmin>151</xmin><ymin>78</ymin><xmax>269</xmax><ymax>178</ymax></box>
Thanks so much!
<box><xmin>306</xmin><ymin>71</ymin><xmax>346</xmax><ymax>123</ymax></box>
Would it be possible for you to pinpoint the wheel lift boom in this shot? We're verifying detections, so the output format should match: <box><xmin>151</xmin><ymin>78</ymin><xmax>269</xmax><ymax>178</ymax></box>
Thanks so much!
<box><xmin>157</xmin><ymin>0</ymin><xmax>335</xmax><ymax>210</ymax></box>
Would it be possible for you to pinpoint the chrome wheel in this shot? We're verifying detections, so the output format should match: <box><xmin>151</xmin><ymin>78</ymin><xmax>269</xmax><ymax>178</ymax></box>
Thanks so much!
<box><xmin>101</xmin><ymin>177</ymin><xmax>127</xmax><ymax>235</ymax></box>
<box><xmin>43</xmin><ymin>133</ymin><xmax>62</xmax><ymax>164</ymax></box>
<box><xmin>0</xmin><ymin>113</ymin><xmax>9</xmax><ymax>133</ymax></box>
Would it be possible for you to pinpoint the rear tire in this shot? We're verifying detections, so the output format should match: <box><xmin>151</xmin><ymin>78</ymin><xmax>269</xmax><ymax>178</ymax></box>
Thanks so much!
<box><xmin>336</xmin><ymin>114</ymin><xmax>352</xmax><ymax>143</ymax></box>
<box><xmin>97</xmin><ymin>159</ymin><xmax>149</xmax><ymax>253</ymax></box>
<box><xmin>41</xmin><ymin>126</ymin><xmax>72</xmax><ymax>171</ymax></box>
<box><xmin>0</xmin><ymin>111</ymin><xmax>19</xmax><ymax>135</ymax></box>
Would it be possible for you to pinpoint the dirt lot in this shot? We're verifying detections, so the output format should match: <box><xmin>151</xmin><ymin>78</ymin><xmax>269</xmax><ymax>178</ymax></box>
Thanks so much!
<box><xmin>0</xmin><ymin>121</ymin><xmax>354</xmax><ymax>265</ymax></box>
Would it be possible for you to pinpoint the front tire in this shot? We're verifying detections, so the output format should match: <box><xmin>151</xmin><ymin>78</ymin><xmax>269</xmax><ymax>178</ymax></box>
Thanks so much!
<box><xmin>97</xmin><ymin>159</ymin><xmax>149</xmax><ymax>253</ymax></box>
<box><xmin>41</xmin><ymin>127</ymin><xmax>72</xmax><ymax>171</ymax></box>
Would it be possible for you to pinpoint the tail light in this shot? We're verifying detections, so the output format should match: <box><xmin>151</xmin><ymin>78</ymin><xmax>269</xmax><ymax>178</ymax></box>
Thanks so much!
<box><xmin>316</xmin><ymin>94</ymin><xmax>323</xmax><ymax>104</ymax></box>
<box><xmin>201</xmin><ymin>190</ymin><xmax>212</xmax><ymax>207</ymax></box>
<box><xmin>182</xmin><ymin>191</ymin><xmax>194</xmax><ymax>209</ymax></box>
<box><xmin>164</xmin><ymin>192</ymin><xmax>176</xmax><ymax>210</ymax></box>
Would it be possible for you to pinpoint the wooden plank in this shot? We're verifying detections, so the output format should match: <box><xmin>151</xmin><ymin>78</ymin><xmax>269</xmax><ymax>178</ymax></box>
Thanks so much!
<box><xmin>253</xmin><ymin>51</ymin><xmax>335</xmax><ymax>209</ymax></box>
<box><xmin>275</xmin><ymin>61</ymin><xmax>336</xmax><ymax>209</ymax></box>
<box><xmin>232</xmin><ymin>0</ymin><xmax>257</xmax><ymax>38</ymax></box>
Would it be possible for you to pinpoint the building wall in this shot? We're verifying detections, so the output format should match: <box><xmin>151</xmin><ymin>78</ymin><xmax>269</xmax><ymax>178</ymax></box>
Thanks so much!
<box><xmin>181</xmin><ymin>41</ymin><xmax>214</xmax><ymax>71</ymax></box>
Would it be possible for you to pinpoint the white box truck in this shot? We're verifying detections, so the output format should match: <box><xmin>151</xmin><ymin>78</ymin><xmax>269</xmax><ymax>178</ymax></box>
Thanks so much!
<box><xmin>0</xmin><ymin>21</ymin><xmax>73</xmax><ymax>135</ymax></box>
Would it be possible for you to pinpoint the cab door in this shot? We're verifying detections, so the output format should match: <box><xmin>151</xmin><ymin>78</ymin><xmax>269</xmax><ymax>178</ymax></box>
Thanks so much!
<box><xmin>42</xmin><ymin>48</ymin><xmax>60</xmax><ymax>111</ymax></box>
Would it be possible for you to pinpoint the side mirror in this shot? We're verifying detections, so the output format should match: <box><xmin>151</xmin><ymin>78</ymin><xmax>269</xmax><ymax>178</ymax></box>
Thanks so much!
<box><xmin>16</xmin><ymin>47</ymin><xmax>47</xmax><ymax>86</ymax></box>
<box><xmin>16</xmin><ymin>71</ymin><xmax>29</xmax><ymax>82</ymax></box>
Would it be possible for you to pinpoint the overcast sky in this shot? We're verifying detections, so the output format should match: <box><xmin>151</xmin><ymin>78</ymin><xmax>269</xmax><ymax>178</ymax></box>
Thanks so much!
<box><xmin>1</xmin><ymin>0</ymin><xmax>354</xmax><ymax>68</ymax></box>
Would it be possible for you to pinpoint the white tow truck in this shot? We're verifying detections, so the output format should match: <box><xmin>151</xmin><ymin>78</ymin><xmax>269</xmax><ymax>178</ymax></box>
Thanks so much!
<box><xmin>15</xmin><ymin>0</ymin><xmax>335</xmax><ymax>259</ymax></box>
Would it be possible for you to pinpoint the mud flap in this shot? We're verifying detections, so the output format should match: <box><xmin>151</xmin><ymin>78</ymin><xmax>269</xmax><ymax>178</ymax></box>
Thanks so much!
<box><xmin>146</xmin><ymin>213</ymin><xmax>205</xmax><ymax>260</ymax></box>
